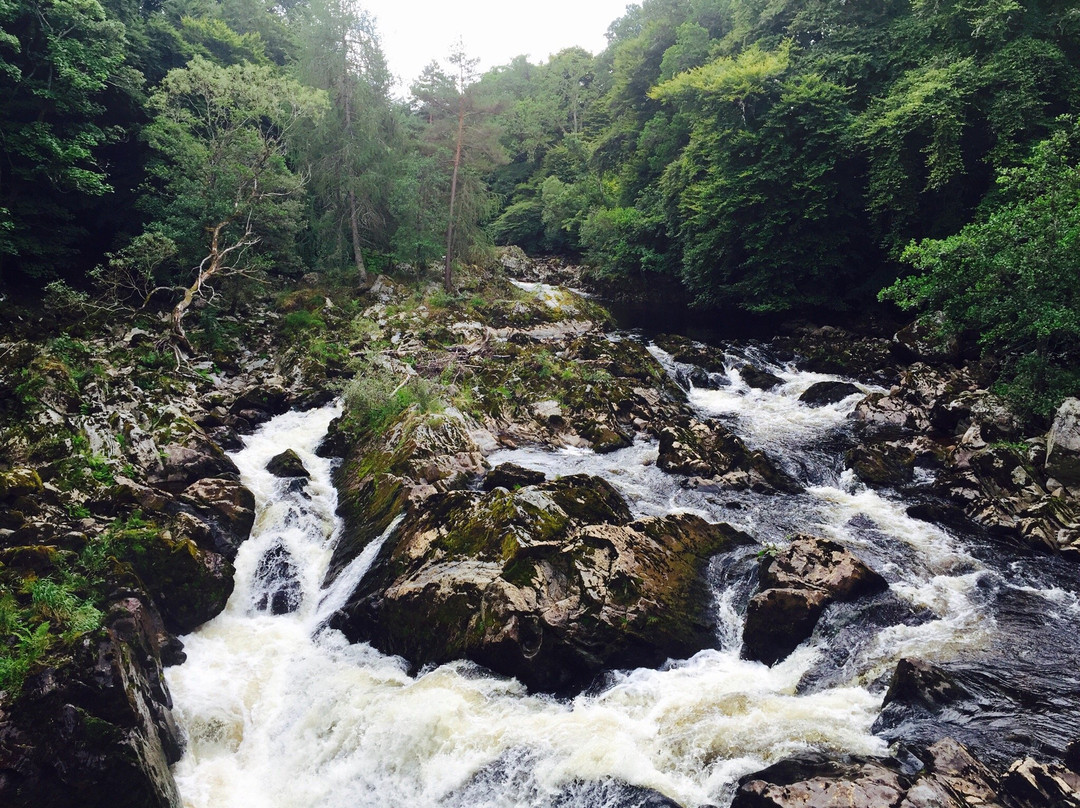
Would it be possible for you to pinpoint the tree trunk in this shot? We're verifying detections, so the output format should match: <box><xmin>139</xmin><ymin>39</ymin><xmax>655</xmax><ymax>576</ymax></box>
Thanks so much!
<box><xmin>444</xmin><ymin>93</ymin><xmax>466</xmax><ymax>294</ymax></box>
<box><xmin>349</xmin><ymin>189</ymin><xmax>369</xmax><ymax>290</ymax></box>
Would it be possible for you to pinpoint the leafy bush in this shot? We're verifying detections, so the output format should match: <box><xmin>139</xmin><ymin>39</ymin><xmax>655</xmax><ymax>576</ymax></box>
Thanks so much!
<box><xmin>882</xmin><ymin>117</ymin><xmax>1080</xmax><ymax>415</ymax></box>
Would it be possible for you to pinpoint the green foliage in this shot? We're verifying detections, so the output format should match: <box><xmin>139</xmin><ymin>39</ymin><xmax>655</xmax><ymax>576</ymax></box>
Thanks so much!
<box><xmin>882</xmin><ymin>118</ymin><xmax>1080</xmax><ymax>414</ymax></box>
<box><xmin>342</xmin><ymin>360</ymin><xmax>443</xmax><ymax>434</ymax></box>
<box><xmin>281</xmin><ymin>309</ymin><xmax>326</xmax><ymax>338</ymax></box>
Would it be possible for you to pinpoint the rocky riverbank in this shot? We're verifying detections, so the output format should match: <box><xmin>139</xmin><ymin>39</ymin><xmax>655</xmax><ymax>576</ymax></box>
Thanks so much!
<box><xmin>2</xmin><ymin>252</ymin><xmax>1078</xmax><ymax>807</ymax></box>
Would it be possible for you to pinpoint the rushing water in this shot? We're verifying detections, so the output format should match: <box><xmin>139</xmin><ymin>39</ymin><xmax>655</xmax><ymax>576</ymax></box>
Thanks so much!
<box><xmin>166</xmin><ymin>337</ymin><xmax>1080</xmax><ymax>807</ymax></box>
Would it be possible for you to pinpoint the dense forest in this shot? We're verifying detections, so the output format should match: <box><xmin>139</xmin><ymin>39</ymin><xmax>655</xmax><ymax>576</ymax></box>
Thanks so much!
<box><xmin>3</xmin><ymin>0</ymin><xmax>1080</xmax><ymax>410</ymax></box>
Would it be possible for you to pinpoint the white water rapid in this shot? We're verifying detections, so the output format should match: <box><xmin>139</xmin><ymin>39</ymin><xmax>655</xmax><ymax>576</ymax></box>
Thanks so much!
<box><xmin>166</xmin><ymin>340</ymin><xmax>1024</xmax><ymax>808</ymax></box>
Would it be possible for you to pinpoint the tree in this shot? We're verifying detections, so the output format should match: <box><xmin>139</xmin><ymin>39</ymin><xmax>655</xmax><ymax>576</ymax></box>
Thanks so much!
<box><xmin>293</xmin><ymin>0</ymin><xmax>398</xmax><ymax>287</ymax></box>
<box><xmin>0</xmin><ymin>0</ymin><xmax>131</xmax><ymax>284</ymax></box>
<box><xmin>882</xmin><ymin>117</ymin><xmax>1080</xmax><ymax>414</ymax></box>
<box><xmin>411</xmin><ymin>43</ymin><xmax>504</xmax><ymax>292</ymax></box>
<box><xmin>142</xmin><ymin>56</ymin><xmax>326</xmax><ymax>350</ymax></box>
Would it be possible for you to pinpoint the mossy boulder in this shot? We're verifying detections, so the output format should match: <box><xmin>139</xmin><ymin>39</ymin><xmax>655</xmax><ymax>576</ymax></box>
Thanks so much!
<box><xmin>124</xmin><ymin>515</ymin><xmax>234</xmax><ymax>634</ymax></box>
<box><xmin>0</xmin><ymin>468</ymin><xmax>43</xmax><ymax>501</ymax></box>
<box><xmin>331</xmin><ymin>475</ymin><xmax>752</xmax><ymax>692</ymax></box>
<box><xmin>0</xmin><ymin>599</ymin><xmax>182</xmax><ymax>808</ymax></box>
<box><xmin>266</xmin><ymin>449</ymin><xmax>309</xmax><ymax>479</ymax></box>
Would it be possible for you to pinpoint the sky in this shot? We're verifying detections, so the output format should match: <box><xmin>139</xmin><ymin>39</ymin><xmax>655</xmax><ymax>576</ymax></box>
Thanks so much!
<box><xmin>359</xmin><ymin>0</ymin><xmax>633</xmax><ymax>91</ymax></box>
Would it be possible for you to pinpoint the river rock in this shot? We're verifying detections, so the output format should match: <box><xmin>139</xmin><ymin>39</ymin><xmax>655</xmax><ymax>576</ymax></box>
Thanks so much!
<box><xmin>266</xmin><ymin>448</ymin><xmax>309</xmax><ymax>478</ymax></box>
<box><xmin>332</xmin><ymin>475</ymin><xmax>752</xmax><ymax>692</ymax></box>
<box><xmin>846</xmin><ymin>442</ymin><xmax>916</xmax><ymax>486</ymax></box>
<box><xmin>742</xmin><ymin>535</ymin><xmax>887</xmax><ymax>665</ymax></box>
<box><xmin>178</xmin><ymin>477</ymin><xmax>255</xmax><ymax>560</ymax></box>
<box><xmin>742</xmin><ymin>364</ymin><xmax>784</xmax><ymax>390</ymax></box>
<box><xmin>731</xmin><ymin>738</ymin><xmax>1005</xmax><ymax>808</ymax></box>
<box><xmin>1046</xmin><ymin>398</ymin><xmax>1080</xmax><ymax>487</ymax></box>
<box><xmin>1002</xmin><ymin>757</ymin><xmax>1080</xmax><ymax>807</ymax></box>
<box><xmin>482</xmin><ymin>462</ymin><xmax>546</xmax><ymax>491</ymax></box>
<box><xmin>657</xmin><ymin>419</ymin><xmax>802</xmax><ymax>494</ymax></box>
<box><xmin>798</xmin><ymin>380</ymin><xmax>862</xmax><ymax>407</ymax></box>
<box><xmin>126</xmin><ymin>513</ymin><xmax>235</xmax><ymax>633</ymax></box>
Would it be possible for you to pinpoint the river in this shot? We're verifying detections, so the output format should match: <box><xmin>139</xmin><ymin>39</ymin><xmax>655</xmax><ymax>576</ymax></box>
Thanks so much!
<box><xmin>164</xmin><ymin>328</ymin><xmax>1080</xmax><ymax>807</ymax></box>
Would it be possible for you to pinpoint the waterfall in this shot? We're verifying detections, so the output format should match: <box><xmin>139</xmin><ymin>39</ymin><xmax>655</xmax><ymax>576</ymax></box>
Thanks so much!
<box><xmin>165</xmin><ymin>341</ymin><xmax>1080</xmax><ymax>807</ymax></box>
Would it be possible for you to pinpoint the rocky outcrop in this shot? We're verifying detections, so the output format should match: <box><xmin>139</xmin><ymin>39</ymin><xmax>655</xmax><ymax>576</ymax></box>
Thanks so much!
<box><xmin>657</xmin><ymin>419</ymin><xmax>802</xmax><ymax>494</ymax></box>
<box><xmin>850</xmin><ymin>361</ymin><xmax>1080</xmax><ymax>557</ymax></box>
<box><xmin>731</xmin><ymin>737</ymin><xmax>1080</xmax><ymax>808</ymax></box>
<box><xmin>0</xmin><ymin>595</ymin><xmax>183</xmax><ymax>808</ymax></box>
<box><xmin>331</xmin><ymin>475</ymin><xmax>751</xmax><ymax>692</ymax></box>
<box><xmin>742</xmin><ymin>535</ymin><xmax>887</xmax><ymax>665</ymax></box>
<box><xmin>1046</xmin><ymin>398</ymin><xmax>1080</xmax><ymax>487</ymax></box>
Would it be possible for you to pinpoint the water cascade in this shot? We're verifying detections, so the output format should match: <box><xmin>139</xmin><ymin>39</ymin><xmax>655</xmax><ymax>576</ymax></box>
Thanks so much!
<box><xmin>166</xmin><ymin>338</ymin><xmax>1080</xmax><ymax>807</ymax></box>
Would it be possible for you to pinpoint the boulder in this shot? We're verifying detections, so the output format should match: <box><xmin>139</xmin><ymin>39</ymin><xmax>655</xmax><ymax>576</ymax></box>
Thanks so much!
<box><xmin>482</xmin><ymin>462</ymin><xmax>547</xmax><ymax>491</ymax></box>
<box><xmin>731</xmin><ymin>738</ymin><xmax>1005</xmax><ymax>808</ymax></box>
<box><xmin>326</xmin><ymin>410</ymin><xmax>488</xmax><ymax>584</ymax></box>
<box><xmin>891</xmin><ymin>312</ymin><xmax>961</xmax><ymax>365</ymax></box>
<box><xmin>742</xmin><ymin>535</ymin><xmax>887</xmax><ymax>665</ymax></box>
<box><xmin>125</xmin><ymin>514</ymin><xmax>234</xmax><ymax>634</ymax></box>
<box><xmin>741</xmin><ymin>364</ymin><xmax>784</xmax><ymax>390</ymax></box>
<box><xmin>179</xmin><ymin>477</ymin><xmax>255</xmax><ymax>560</ymax></box>
<box><xmin>657</xmin><ymin>419</ymin><xmax>802</xmax><ymax>494</ymax></box>
<box><xmin>846</xmin><ymin>442</ymin><xmax>916</xmax><ymax>487</ymax></box>
<box><xmin>266</xmin><ymin>448</ymin><xmax>309</xmax><ymax>479</ymax></box>
<box><xmin>0</xmin><ymin>607</ymin><xmax>183</xmax><ymax>808</ymax></box>
<box><xmin>331</xmin><ymin>475</ymin><xmax>752</xmax><ymax>692</ymax></box>
<box><xmin>1046</xmin><ymin>398</ymin><xmax>1080</xmax><ymax>487</ymax></box>
<box><xmin>0</xmin><ymin>467</ymin><xmax>43</xmax><ymax>501</ymax></box>
<box><xmin>153</xmin><ymin>437</ymin><xmax>239</xmax><ymax>489</ymax></box>
<box><xmin>798</xmin><ymin>380</ymin><xmax>862</xmax><ymax>407</ymax></box>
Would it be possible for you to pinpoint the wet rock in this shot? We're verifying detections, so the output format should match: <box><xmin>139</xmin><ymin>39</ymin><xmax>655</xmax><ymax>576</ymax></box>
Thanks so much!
<box><xmin>742</xmin><ymin>535</ymin><xmax>887</xmax><ymax>665</ymax></box>
<box><xmin>179</xmin><ymin>477</ymin><xmax>256</xmax><ymax>560</ymax></box>
<box><xmin>127</xmin><ymin>514</ymin><xmax>235</xmax><ymax>634</ymax></box>
<box><xmin>741</xmin><ymin>364</ymin><xmax>783</xmax><ymax>390</ymax></box>
<box><xmin>326</xmin><ymin>410</ymin><xmax>487</xmax><ymax>584</ymax></box>
<box><xmin>846</xmin><ymin>442</ymin><xmax>916</xmax><ymax>486</ymax></box>
<box><xmin>657</xmin><ymin>419</ymin><xmax>802</xmax><ymax>494</ymax></box>
<box><xmin>1002</xmin><ymin>757</ymin><xmax>1080</xmax><ymax>807</ymax></box>
<box><xmin>1046</xmin><ymin>398</ymin><xmax>1080</xmax><ymax>487</ymax></box>
<box><xmin>332</xmin><ymin>476</ymin><xmax>751</xmax><ymax>692</ymax></box>
<box><xmin>253</xmin><ymin>543</ymin><xmax>301</xmax><ymax>615</ymax></box>
<box><xmin>798</xmin><ymin>380</ymin><xmax>862</xmax><ymax>407</ymax></box>
<box><xmin>731</xmin><ymin>738</ymin><xmax>1006</xmax><ymax>808</ymax></box>
<box><xmin>482</xmin><ymin>462</ymin><xmax>546</xmax><ymax>491</ymax></box>
<box><xmin>267</xmin><ymin>448</ymin><xmax>309</xmax><ymax>479</ymax></box>
<box><xmin>881</xmin><ymin>658</ymin><xmax>972</xmax><ymax>714</ymax></box>
<box><xmin>0</xmin><ymin>618</ymin><xmax>182</xmax><ymax>808</ymax></box>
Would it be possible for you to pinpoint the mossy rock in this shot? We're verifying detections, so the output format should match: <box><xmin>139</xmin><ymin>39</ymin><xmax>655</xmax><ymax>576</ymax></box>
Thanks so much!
<box><xmin>332</xmin><ymin>473</ymin><xmax>753</xmax><ymax>692</ymax></box>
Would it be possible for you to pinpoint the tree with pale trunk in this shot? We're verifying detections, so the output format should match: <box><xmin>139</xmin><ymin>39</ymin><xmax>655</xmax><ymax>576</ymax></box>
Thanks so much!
<box><xmin>141</xmin><ymin>56</ymin><xmax>326</xmax><ymax>353</ymax></box>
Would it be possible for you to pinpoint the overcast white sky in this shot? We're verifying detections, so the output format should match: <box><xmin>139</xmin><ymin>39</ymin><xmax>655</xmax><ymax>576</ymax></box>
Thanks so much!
<box><xmin>359</xmin><ymin>0</ymin><xmax>633</xmax><ymax>91</ymax></box>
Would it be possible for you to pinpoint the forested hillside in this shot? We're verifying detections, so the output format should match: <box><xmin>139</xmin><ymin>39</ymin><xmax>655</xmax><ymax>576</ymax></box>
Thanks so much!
<box><xmin>3</xmin><ymin>0</ymin><xmax>1080</xmax><ymax>409</ymax></box>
